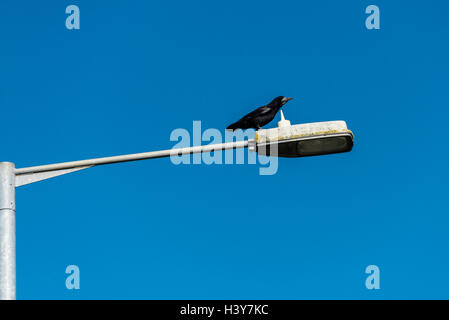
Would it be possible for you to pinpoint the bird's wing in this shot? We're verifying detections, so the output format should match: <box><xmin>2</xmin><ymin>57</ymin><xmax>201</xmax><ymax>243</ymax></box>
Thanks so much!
<box><xmin>240</xmin><ymin>106</ymin><xmax>271</xmax><ymax>120</ymax></box>
<box><xmin>226</xmin><ymin>106</ymin><xmax>272</xmax><ymax>130</ymax></box>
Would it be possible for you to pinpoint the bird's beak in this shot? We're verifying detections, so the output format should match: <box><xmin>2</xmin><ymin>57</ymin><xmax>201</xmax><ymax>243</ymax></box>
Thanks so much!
<box><xmin>282</xmin><ymin>97</ymin><xmax>293</xmax><ymax>103</ymax></box>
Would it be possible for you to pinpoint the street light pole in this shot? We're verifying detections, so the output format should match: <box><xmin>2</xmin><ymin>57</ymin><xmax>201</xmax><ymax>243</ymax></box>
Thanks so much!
<box><xmin>0</xmin><ymin>116</ymin><xmax>354</xmax><ymax>300</ymax></box>
<box><xmin>0</xmin><ymin>140</ymin><xmax>251</xmax><ymax>300</ymax></box>
<box><xmin>0</xmin><ymin>162</ymin><xmax>16</xmax><ymax>300</ymax></box>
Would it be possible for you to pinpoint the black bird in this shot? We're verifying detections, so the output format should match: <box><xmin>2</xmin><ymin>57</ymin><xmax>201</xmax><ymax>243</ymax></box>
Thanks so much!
<box><xmin>226</xmin><ymin>96</ymin><xmax>293</xmax><ymax>131</ymax></box>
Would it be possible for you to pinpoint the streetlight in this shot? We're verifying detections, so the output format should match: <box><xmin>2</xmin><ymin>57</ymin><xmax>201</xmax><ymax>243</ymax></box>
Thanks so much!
<box><xmin>252</xmin><ymin>111</ymin><xmax>354</xmax><ymax>157</ymax></box>
<box><xmin>0</xmin><ymin>113</ymin><xmax>353</xmax><ymax>300</ymax></box>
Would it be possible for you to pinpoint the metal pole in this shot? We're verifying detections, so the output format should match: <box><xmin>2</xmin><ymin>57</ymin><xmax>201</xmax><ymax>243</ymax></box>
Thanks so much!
<box><xmin>0</xmin><ymin>162</ymin><xmax>16</xmax><ymax>300</ymax></box>
<box><xmin>5</xmin><ymin>139</ymin><xmax>253</xmax><ymax>298</ymax></box>
<box><xmin>16</xmin><ymin>140</ymin><xmax>250</xmax><ymax>175</ymax></box>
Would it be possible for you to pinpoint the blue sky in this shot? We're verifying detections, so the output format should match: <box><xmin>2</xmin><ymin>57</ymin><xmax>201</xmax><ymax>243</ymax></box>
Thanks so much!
<box><xmin>1</xmin><ymin>0</ymin><xmax>449</xmax><ymax>299</ymax></box>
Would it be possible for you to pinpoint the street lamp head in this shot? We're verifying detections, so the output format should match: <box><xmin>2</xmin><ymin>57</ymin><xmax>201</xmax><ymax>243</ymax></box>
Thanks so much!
<box><xmin>254</xmin><ymin>116</ymin><xmax>354</xmax><ymax>158</ymax></box>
